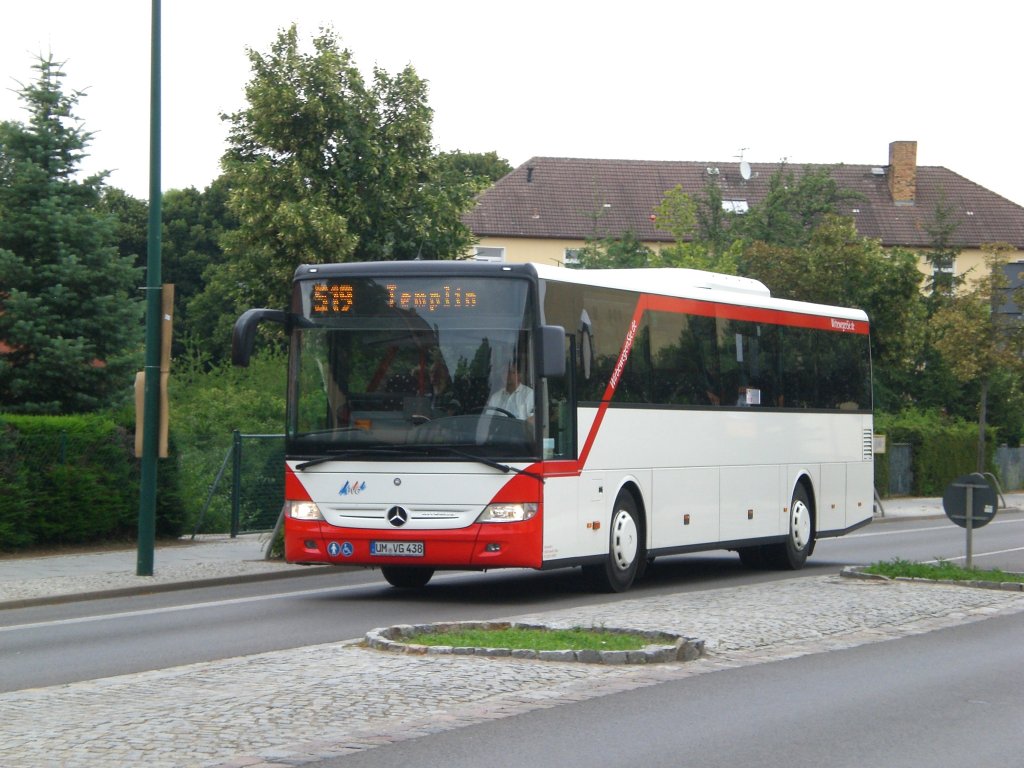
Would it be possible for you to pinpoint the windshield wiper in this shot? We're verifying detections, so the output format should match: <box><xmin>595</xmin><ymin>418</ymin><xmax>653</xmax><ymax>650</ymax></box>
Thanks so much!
<box><xmin>436</xmin><ymin>447</ymin><xmax>545</xmax><ymax>483</ymax></box>
<box><xmin>295</xmin><ymin>447</ymin><xmax>405</xmax><ymax>471</ymax></box>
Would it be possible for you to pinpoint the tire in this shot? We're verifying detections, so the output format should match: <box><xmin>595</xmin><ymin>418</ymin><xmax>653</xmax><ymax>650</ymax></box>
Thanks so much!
<box><xmin>766</xmin><ymin>485</ymin><xmax>814</xmax><ymax>570</ymax></box>
<box><xmin>380</xmin><ymin>566</ymin><xmax>434</xmax><ymax>588</ymax></box>
<box><xmin>583</xmin><ymin>492</ymin><xmax>643</xmax><ymax>592</ymax></box>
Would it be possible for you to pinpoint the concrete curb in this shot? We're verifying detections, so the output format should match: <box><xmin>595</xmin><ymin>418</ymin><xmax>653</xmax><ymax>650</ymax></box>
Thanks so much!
<box><xmin>365</xmin><ymin>620</ymin><xmax>705</xmax><ymax>664</ymax></box>
<box><xmin>0</xmin><ymin>565</ymin><xmax>343</xmax><ymax>610</ymax></box>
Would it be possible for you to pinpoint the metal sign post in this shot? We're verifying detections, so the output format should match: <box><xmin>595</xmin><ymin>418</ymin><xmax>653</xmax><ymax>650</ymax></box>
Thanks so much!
<box><xmin>943</xmin><ymin>473</ymin><xmax>998</xmax><ymax>570</ymax></box>
<box><xmin>963</xmin><ymin>483</ymin><xmax>974</xmax><ymax>570</ymax></box>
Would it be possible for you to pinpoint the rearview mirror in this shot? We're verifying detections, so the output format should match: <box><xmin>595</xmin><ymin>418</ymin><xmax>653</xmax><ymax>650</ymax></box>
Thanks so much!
<box><xmin>231</xmin><ymin>309</ymin><xmax>287</xmax><ymax>367</ymax></box>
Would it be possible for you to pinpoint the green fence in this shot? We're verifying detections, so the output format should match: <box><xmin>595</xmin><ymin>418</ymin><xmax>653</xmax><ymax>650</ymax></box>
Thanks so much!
<box><xmin>194</xmin><ymin>431</ymin><xmax>284</xmax><ymax>537</ymax></box>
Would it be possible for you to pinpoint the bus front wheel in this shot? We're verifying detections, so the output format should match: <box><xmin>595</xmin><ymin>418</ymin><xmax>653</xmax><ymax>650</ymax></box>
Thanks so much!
<box><xmin>380</xmin><ymin>566</ymin><xmax>434</xmax><ymax>588</ymax></box>
<box><xmin>584</xmin><ymin>492</ymin><xmax>643</xmax><ymax>593</ymax></box>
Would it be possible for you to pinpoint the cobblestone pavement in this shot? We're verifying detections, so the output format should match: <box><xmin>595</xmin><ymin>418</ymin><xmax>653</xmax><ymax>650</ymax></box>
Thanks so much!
<box><xmin>3</xmin><ymin>574</ymin><xmax>1024</xmax><ymax>768</ymax></box>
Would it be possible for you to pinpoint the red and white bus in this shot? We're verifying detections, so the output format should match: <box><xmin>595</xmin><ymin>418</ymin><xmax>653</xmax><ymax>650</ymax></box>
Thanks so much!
<box><xmin>233</xmin><ymin>261</ymin><xmax>873</xmax><ymax>591</ymax></box>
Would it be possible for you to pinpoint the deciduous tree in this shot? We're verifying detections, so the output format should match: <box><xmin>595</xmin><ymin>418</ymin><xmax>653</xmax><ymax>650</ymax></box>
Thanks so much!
<box><xmin>437</xmin><ymin>150</ymin><xmax>513</xmax><ymax>192</ymax></box>
<box><xmin>652</xmin><ymin>184</ymin><xmax>740</xmax><ymax>274</ymax></box>
<box><xmin>735</xmin><ymin>164</ymin><xmax>859</xmax><ymax>248</ymax></box>
<box><xmin>200</xmin><ymin>25</ymin><xmax>478</xmax><ymax>349</ymax></box>
<box><xmin>931</xmin><ymin>242</ymin><xmax>1024</xmax><ymax>469</ymax></box>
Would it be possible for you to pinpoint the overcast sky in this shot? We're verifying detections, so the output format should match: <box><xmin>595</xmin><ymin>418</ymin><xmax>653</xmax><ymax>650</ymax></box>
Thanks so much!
<box><xmin>3</xmin><ymin>1</ymin><xmax>1022</xmax><ymax>207</ymax></box>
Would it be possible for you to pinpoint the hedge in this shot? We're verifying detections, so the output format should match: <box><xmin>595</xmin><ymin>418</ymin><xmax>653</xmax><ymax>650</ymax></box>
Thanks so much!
<box><xmin>0</xmin><ymin>413</ymin><xmax>185</xmax><ymax>550</ymax></box>
<box><xmin>874</xmin><ymin>410</ymin><xmax>995</xmax><ymax>497</ymax></box>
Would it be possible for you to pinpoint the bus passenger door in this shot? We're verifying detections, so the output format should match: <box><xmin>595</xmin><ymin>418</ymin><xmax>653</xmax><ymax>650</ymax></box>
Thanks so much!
<box><xmin>540</xmin><ymin>330</ymin><xmax>589</xmax><ymax>562</ymax></box>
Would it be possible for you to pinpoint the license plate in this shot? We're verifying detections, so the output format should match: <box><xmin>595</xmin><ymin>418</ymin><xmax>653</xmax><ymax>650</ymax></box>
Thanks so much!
<box><xmin>370</xmin><ymin>541</ymin><xmax>424</xmax><ymax>557</ymax></box>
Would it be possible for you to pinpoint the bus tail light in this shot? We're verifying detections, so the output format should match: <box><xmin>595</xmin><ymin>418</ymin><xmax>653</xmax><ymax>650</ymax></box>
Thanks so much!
<box><xmin>477</xmin><ymin>502</ymin><xmax>538</xmax><ymax>523</ymax></box>
<box><xmin>288</xmin><ymin>500</ymin><xmax>325</xmax><ymax>521</ymax></box>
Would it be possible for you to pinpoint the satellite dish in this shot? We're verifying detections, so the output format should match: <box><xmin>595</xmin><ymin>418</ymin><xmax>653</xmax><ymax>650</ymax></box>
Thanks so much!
<box><xmin>739</xmin><ymin>160</ymin><xmax>751</xmax><ymax>181</ymax></box>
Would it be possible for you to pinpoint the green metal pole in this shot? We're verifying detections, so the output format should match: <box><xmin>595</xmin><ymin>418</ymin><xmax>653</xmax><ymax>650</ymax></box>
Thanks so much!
<box><xmin>231</xmin><ymin>430</ymin><xmax>242</xmax><ymax>538</ymax></box>
<box><xmin>137</xmin><ymin>0</ymin><xmax>162</xmax><ymax>576</ymax></box>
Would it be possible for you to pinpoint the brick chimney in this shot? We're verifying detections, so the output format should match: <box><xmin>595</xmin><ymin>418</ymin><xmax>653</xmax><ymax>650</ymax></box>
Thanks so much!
<box><xmin>888</xmin><ymin>140</ymin><xmax>917</xmax><ymax>204</ymax></box>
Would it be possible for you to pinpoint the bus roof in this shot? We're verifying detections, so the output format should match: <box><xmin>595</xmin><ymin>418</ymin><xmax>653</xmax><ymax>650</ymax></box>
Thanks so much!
<box><xmin>530</xmin><ymin>263</ymin><xmax>870</xmax><ymax>323</ymax></box>
<box><xmin>293</xmin><ymin>261</ymin><xmax>869</xmax><ymax>324</ymax></box>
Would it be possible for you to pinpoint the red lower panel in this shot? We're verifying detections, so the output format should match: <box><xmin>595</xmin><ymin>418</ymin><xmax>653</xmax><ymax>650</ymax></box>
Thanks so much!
<box><xmin>284</xmin><ymin>513</ymin><xmax>543</xmax><ymax>570</ymax></box>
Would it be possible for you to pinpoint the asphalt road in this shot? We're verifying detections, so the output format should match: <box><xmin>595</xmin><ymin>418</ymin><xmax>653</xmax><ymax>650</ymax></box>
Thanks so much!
<box><xmin>1</xmin><ymin>512</ymin><xmax>1022</xmax><ymax>693</ymax></box>
<box><xmin>299</xmin><ymin>609</ymin><xmax>1024</xmax><ymax>768</ymax></box>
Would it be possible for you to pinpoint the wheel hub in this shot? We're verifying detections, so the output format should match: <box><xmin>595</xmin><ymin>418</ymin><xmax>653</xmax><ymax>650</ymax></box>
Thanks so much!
<box><xmin>790</xmin><ymin>500</ymin><xmax>811</xmax><ymax>551</ymax></box>
<box><xmin>610</xmin><ymin>508</ymin><xmax>639</xmax><ymax>570</ymax></box>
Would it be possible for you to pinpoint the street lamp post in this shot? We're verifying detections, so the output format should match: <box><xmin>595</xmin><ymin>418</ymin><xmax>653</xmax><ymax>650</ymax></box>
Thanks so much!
<box><xmin>137</xmin><ymin>0</ymin><xmax>162</xmax><ymax>576</ymax></box>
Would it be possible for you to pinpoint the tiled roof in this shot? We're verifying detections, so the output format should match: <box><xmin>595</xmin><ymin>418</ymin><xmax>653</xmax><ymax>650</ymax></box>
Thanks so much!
<box><xmin>464</xmin><ymin>157</ymin><xmax>1024</xmax><ymax>249</ymax></box>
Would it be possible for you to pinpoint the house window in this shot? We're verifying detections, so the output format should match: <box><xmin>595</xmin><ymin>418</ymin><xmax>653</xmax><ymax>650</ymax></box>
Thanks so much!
<box><xmin>564</xmin><ymin>248</ymin><xmax>581</xmax><ymax>266</ymax></box>
<box><xmin>473</xmin><ymin>246</ymin><xmax>505</xmax><ymax>263</ymax></box>
<box><xmin>996</xmin><ymin>262</ymin><xmax>1024</xmax><ymax>316</ymax></box>
<box><xmin>722</xmin><ymin>200</ymin><xmax>749</xmax><ymax>214</ymax></box>
<box><xmin>929</xmin><ymin>255</ymin><xmax>956</xmax><ymax>296</ymax></box>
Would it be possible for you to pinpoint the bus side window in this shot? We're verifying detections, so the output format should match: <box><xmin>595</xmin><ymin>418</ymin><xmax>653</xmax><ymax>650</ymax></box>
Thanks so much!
<box><xmin>544</xmin><ymin>333</ymin><xmax>576</xmax><ymax>459</ymax></box>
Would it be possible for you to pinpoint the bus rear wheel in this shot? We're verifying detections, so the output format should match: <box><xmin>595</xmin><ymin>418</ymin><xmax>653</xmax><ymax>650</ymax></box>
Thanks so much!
<box><xmin>766</xmin><ymin>486</ymin><xmax>813</xmax><ymax>569</ymax></box>
<box><xmin>584</xmin><ymin>492</ymin><xmax>643</xmax><ymax>593</ymax></box>
<box><xmin>380</xmin><ymin>566</ymin><xmax>434</xmax><ymax>588</ymax></box>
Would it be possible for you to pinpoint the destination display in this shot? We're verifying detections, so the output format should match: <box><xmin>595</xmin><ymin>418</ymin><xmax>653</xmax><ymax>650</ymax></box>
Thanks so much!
<box><xmin>308</xmin><ymin>279</ymin><xmax>482</xmax><ymax>317</ymax></box>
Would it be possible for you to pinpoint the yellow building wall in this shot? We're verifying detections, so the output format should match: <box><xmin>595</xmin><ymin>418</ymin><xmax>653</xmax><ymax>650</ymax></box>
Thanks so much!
<box><xmin>915</xmin><ymin>248</ymin><xmax>1024</xmax><ymax>290</ymax></box>
<box><xmin>471</xmin><ymin>236</ymin><xmax>585</xmax><ymax>267</ymax></box>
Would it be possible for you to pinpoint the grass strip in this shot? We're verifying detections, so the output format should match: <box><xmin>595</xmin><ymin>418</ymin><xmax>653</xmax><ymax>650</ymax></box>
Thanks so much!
<box><xmin>864</xmin><ymin>558</ymin><xmax>1024</xmax><ymax>583</ymax></box>
<box><xmin>403</xmin><ymin>626</ymin><xmax>653</xmax><ymax>651</ymax></box>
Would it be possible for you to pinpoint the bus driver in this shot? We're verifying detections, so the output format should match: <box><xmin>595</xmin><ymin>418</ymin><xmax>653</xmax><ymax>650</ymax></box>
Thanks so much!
<box><xmin>486</xmin><ymin>360</ymin><xmax>534</xmax><ymax>421</ymax></box>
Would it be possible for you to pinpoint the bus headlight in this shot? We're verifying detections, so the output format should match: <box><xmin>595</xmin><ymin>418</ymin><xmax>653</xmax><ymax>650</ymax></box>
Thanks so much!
<box><xmin>477</xmin><ymin>503</ymin><xmax>538</xmax><ymax>523</ymax></box>
<box><xmin>288</xmin><ymin>500</ymin><xmax>325</xmax><ymax>521</ymax></box>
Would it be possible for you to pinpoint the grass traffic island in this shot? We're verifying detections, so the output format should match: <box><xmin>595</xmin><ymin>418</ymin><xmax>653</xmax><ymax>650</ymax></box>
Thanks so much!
<box><xmin>365</xmin><ymin>621</ymin><xmax>704</xmax><ymax>664</ymax></box>
<box><xmin>843</xmin><ymin>558</ymin><xmax>1024</xmax><ymax>592</ymax></box>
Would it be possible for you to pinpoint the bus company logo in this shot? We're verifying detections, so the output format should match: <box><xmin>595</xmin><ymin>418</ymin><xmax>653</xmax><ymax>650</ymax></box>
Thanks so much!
<box><xmin>609</xmin><ymin>319</ymin><xmax>639</xmax><ymax>388</ymax></box>
<box><xmin>830</xmin><ymin>318</ymin><xmax>857</xmax><ymax>332</ymax></box>
<box><xmin>387</xmin><ymin>506</ymin><xmax>409</xmax><ymax>527</ymax></box>
<box><xmin>339</xmin><ymin>480</ymin><xmax>367</xmax><ymax>496</ymax></box>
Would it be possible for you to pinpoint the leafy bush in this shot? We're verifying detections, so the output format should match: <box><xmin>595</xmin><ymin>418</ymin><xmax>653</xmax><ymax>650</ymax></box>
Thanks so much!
<box><xmin>0</xmin><ymin>344</ymin><xmax>284</xmax><ymax>549</ymax></box>
<box><xmin>169</xmin><ymin>345</ymin><xmax>287</xmax><ymax>532</ymax></box>
<box><xmin>0</xmin><ymin>428</ymin><xmax>32</xmax><ymax>548</ymax></box>
<box><xmin>0</xmin><ymin>415</ymin><xmax>134</xmax><ymax>548</ymax></box>
<box><xmin>874</xmin><ymin>409</ymin><xmax>994</xmax><ymax>497</ymax></box>
<box><xmin>105</xmin><ymin>403</ymin><xmax>188</xmax><ymax>539</ymax></box>
<box><xmin>0</xmin><ymin>413</ymin><xmax>188</xmax><ymax>549</ymax></box>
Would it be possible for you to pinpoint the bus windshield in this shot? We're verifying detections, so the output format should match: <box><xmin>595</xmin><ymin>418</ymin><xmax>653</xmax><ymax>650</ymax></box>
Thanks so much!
<box><xmin>288</xmin><ymin>275</ymin><xmax>539</xmax><ymax>459</ymax></box>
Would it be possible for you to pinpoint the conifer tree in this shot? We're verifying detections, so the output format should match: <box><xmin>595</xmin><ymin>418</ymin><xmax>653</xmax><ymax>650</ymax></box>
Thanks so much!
<box><xmin>0</xmin><ymin>55</ymin><xmax>141</xmax><ymax>413</ymax></box>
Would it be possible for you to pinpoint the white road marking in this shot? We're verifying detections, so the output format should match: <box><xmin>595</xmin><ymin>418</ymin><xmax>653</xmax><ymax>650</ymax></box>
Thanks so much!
<box><xmin>0</xmin><ymin>570</ymin><xmax>479</xmax><ymax>634</ymax></box>
<box><xmin>924</xmin><ymin>546</ymin><xmax>1024</xmax><ymax>564</ymax></box>
<box><xmin>849</xmin><ymin>517</ymin><xmax>1024</xmax><ymax>538</ymax></box>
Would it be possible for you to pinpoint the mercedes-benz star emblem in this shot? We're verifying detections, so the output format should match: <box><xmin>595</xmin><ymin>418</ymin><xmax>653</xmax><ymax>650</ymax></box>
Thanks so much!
<box><xmin>386</xmin><ymin>506</ymin><xmax>409</xmax><ymax>527</ymax></box>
